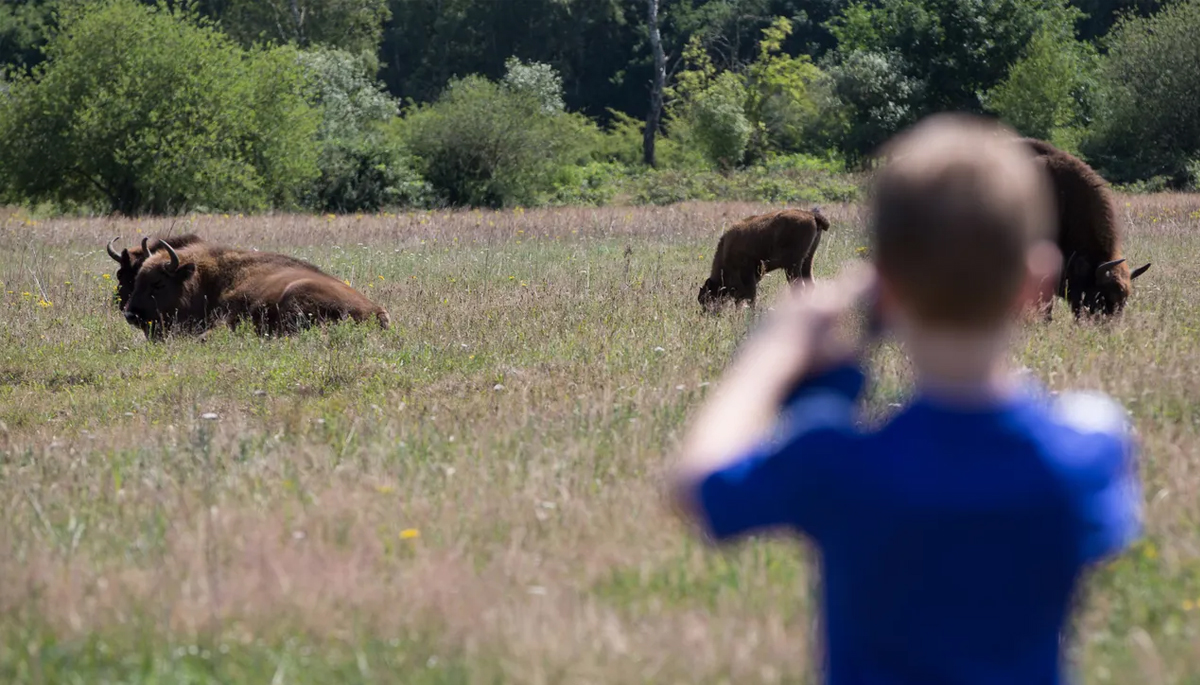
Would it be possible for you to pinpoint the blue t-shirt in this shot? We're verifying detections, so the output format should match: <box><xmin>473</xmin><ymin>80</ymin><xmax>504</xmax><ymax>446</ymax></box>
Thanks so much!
<box><xmin>694</xmin><ymin>364</ymin><xmax>1142</xmax><ymax>685</ymax></box>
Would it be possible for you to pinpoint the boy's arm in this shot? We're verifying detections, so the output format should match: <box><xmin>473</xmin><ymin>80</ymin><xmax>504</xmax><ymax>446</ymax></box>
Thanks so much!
<box><xmin>1054</xmin><ymin>392</ymin><xmax>1144</xmax><ymax>564</ymax></box>
<box><xmin>670</xmin><ymin>266</ymin><xmax>875</xmax><ymax>541</ymax></box>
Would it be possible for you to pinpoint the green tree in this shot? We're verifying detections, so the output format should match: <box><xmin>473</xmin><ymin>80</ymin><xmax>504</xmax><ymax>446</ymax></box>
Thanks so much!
<box><xmin>983</xmin><ymin>4</ymin><xmax>1098</xmax><ymax>150</ymax></box>
<box><xmin>401</xmin><ymin>69</ymin><xmax>591</xmax><ymax>207</ymax></box>
<box><xmin>502</xmin><ymin>57</ymin><xmax>566</xmax><ymax>115</ymax></box>
<box><xmin>0</xmin><ymin>0</ymin><xmax>319</xmax><ymax>215</ymax></box>
<box><xmin>743</xmin><ymin>17</ymin><xmax>825</xmax><ymax>157</ymax></box>
<box><xmin>221</xmin><ymin>0</ymin><xmax>390</xmax><ymax>61</ymax></box>
<box><xmin>824</xmin><ymin>0</ymin><xmax>1049</xmax><ymax>159</ymax></box>
<box><xmin>298</xmin><ymin>46</ymin><xmax>428</xmax><ymax>212</ymax></box>
<box><xmin>0</xmin><ymin>0</ymin><xmax>54</xmax><ymax>72</ymax></box>
<box><xmin>1083</xmin><ymin>0</ymin><xmax>1200</xmax><ymax>185</ymax></box>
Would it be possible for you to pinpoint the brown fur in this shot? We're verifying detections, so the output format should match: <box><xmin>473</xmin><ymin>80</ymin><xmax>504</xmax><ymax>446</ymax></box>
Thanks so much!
<box><xmin>123</xmin><ymin>242</ymin><xmax>389</xmax><ymax>340</ymax></box>
<box><xmin>1020</xmin><ymin>138</ymin><xmax>1151</xmax><ymax>317</ymax></box>
<box><xmin>107</xmin><ymin>234</ymin><xmax>205</xmax><ymax>310</ymax></box>
<box><xmin>697</xmin><ymin>207</ymin><xmax>829</xmax><ymax>309</ymax></box>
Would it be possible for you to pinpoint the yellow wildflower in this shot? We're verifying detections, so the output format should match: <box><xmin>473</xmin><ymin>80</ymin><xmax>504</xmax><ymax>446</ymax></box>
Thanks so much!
<box><xmin>343</xmin><ymin>280</ymin><xmax>351</xmax><ymax>286</ymax></box>
<box><xmin>399</xmin><ymin>528</ymin><xmax>420</xmax><ymax>540</ymax></box>
<box><xmin>21</xmin><ymin>291</ymin><xmax>30</xmax><ymax>297</ymax></box>
<box><xmin>1183</xmin><ymin>600</ymin><xmax>1195</xmax><ymax>612</ymax></box>
<box><xmin>37</xmin><ymin>300</ymin><xmax>52</xmax><ymax>308</ymax></box>
<box><xmin>378</xmin><ymin>275</ymin><xmax>384</xmax><ymax>280</ymax></box>
<box><xmin>376</xmin><ymin>484</ymin><xmax>395</xmax><ymax>494</ymax></box>
<box><xmin>102</xmin><ymin>273</ymin><xmax>111</xmax><ymax>280</ymax></box>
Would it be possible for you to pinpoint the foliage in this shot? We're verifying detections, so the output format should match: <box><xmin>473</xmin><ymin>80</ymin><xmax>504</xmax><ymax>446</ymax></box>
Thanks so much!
<box><xmin>401</xmin><ymin>72</ymin><xmax>591</xmax><ymax>208</ymax></box>
<box><xmin>307</xmin><ymin>132</ymin><xmax>432</xmax><ymax>213</ymax></box>
<box><xmin>1083</xmin><ymin>0</ymin><xmax>1200</xmax><ymax>185</ymax></box>
<box><xmin>743</xmin><ymin>17</ymin><xmax>825</xmax><ymax>158</ymax></box>
<box><xmin>297</xmin><ymin>47</ymin><xmax>397</xmax><ymax>140</ymax></box>
<box><xmin>0</xmin><ymin>0</ymin><xmax>54</xmax><ymax>72</ymax></box>
<box><xmin>295</xmin><ymin>46</ymin><xmax>425</xmax><ymax>212</ymax></box>
<box><xmin>667</xmin><ymin>37</ymin><xmax>752</xmax><ymax>169</ymax></box>
<box><xmin>824</xmin><ymin>0</ymin><xmax>1048</xmax><ymax>158</ymax></box>
<box><xmin>219</xmin><ymin>0</ymin><xmax>390</xmax><ymax>61</ymax></box>
<box><xmin>502</xmin><ymin>57</ymin><xmax>566</xmax><ymax>115</ymax></box>
<box><xmin>983</xmin><ymin>4</ymin><xmax>1098</xmax><ymax>148</ymax></box>
<box><xmin>0</xmin><ymin>0</ymin><xmax>319</xmax><ymax>216</ymax></box>
<box><xmin>822</xmin><ymin>49</ymin><xmax>922</xmax><ymax>161</ymax></box>
<box><xmin>688</xmin><ymin>71</ymin><xmax>753</xmax><ymax>169</ymax></box>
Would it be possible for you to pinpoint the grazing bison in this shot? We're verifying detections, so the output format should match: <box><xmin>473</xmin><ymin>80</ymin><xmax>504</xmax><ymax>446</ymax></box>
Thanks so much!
<box><xmin>1020</xmin><ymin>138</ymin><xmax>1150</xmax><ymax>317</ymax></box>
<box><xmin>107</xmin><ymin>234</ymin><xmax>205</xmax><ymax>309</ymax></box>
<box><xmin>697</xmin><ymin>207</ymin><xmax>830</xmax><ymax>310</ymax></box>
<box><xmin>123</xmin><ymin>240</ymin><xmax>389</xmax><ymax>340</ymax></box>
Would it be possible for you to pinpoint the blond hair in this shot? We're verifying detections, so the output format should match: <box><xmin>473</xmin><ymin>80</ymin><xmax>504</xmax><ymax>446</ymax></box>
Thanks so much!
<box><xmin>870</xmin><ymin>113</ymin><xmax>1055</xmax><ymax>328</ymax></box>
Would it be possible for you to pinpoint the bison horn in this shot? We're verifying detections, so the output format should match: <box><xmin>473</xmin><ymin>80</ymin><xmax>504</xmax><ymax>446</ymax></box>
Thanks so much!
<box><xmin>141</xmin><ymin>237</ymin><xmax>150</xmax><ymax>254</ymax></box>
<box><xmin>1096</xmin><ymin>258</ymin><xmax>1126</xmax><ymax>276</ymax></box>
<box><xmin>107</xmin><ymin>237</ymin><xmax>122</xmax><ymax>263</ymax></box>
<box><xmin>161</xmin><ymin>240</ymin><xmax>180</xmax><ymax>272</ymax></box>
<box><xmin>1131</xmin><ymin>263</ymin><xmax>1151</xmax><ymax>280</ymax></box>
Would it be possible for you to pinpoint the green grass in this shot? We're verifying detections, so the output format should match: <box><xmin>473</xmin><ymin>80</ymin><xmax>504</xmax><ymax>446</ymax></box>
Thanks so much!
<box><xmin>0</xmin><ymin>197</ymin><xmax>1198</xmax><ymax>683</ymax></box>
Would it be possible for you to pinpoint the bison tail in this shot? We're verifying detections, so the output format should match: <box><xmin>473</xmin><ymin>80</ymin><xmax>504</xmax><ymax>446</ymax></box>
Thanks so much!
<box><xmin>812</xmin><ymin>207</ymin><xmax>830</xmax><ymax>232</ymax></box>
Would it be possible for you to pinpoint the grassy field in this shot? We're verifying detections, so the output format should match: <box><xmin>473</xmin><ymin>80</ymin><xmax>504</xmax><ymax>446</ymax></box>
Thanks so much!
<box><xmin>0</xmin><ymin>197</ymin><xmax>1198</xmax><ymax>684</ymax></box>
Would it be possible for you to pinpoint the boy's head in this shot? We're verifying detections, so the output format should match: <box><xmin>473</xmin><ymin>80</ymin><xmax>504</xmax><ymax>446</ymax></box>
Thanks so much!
<box><xmin>869</xmin><ymin>114</ymin><xmax>1058</xmax><ymax>331</ymax></box>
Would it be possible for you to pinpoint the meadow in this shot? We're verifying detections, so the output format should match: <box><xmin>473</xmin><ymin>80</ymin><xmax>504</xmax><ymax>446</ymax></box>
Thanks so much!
<box><xmin>0</xmin><ymin>197</ymin><xmax>1198</xmax><ymax>684</ymax></box>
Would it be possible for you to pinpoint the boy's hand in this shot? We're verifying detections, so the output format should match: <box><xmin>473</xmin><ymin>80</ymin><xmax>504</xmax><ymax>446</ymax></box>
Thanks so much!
<box><xmin>670</xmin><ymin>262</ymin><xmax>877</xmax><ymax>523</ymax></box>
<box><xmin>735</xmin><ymin>263</ymin><xmax>878</xmax><ymax>401</ymax></box>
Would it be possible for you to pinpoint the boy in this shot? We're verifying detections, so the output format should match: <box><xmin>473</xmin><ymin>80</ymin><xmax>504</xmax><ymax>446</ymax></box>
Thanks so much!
<box><xmin>670</xmin><ymin>114</ymin><xmax>1143</xmax><ymax>684</ymax></box>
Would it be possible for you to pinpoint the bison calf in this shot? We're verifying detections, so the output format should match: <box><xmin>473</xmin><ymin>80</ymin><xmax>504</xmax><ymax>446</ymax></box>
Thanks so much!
<box><xmin>698</xmin><ymin>208</ymin><xmax>830</xmax><ymax>310</ymax></box>
<box><xmin>1021</xmin><ymin>138</ymin><xmax>1150</xmax><ymax>318</ymax></box>
<box><xmin>124</xmin><ymin>240</ymin><xmax>389</xmax><ymax>340</ymax></box>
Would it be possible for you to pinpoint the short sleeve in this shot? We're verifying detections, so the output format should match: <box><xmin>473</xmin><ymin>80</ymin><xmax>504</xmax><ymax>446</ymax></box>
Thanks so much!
<box><xmin>694</xmin><ymin>364</ymin><xmax>865</xmax><ymax>543</ymax></box>
<box><xmin>1052</xmin><ymin>392</ymin><xmax>1144</xmax><ymax>564</ymax></box>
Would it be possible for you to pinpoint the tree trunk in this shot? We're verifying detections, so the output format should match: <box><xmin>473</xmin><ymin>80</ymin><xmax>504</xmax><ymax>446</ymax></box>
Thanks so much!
<box><xmin>643</xmin><ymin>0</ymin><xmax>666</xmax><ymax>168</ymax></box>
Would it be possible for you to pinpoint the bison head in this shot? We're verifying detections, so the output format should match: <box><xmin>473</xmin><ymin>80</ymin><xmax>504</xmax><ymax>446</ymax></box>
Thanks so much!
<box><xmin>123</xmin><ymin>240</ymin><xmax>196</xmax><ymax>339</ymax></box>
<box><xmin>1063</xmin><ymin>255</ymin><xmax>1151</xmax><ymax>317</ymax></box>
<box><xmin>106</xmin><ymin>237</ymin><xmax>154</xmax><ymax>309</ymax></box>
<box><xmin>697</xmin><ymin>277</ymin><xmax>726</xmax><ymax>311</ymax></box>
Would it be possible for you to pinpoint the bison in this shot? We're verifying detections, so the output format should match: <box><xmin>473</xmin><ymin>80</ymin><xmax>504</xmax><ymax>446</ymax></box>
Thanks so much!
<box><xmin>1020</xmin><ymin>138</ymin><xmax>1150</xmax><ymax>318</ymax></box>
<box><xmin>107</xmin><ymin>234</ymin><xmax>204</xmax><ymax>309</ymax></box>
<box><xmin>123</xmin><ymin>240</ymin><xmax>389</xmax><ymax>340</ymax></box>
<box><xmin>697</xmin><ymin>207</ymin><xmax>830</xmax><ymax>310</ymax></box>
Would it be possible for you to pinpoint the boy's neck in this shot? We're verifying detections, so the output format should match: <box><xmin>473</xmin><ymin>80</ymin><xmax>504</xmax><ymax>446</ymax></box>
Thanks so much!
<box><xmin>901</xmin><ymin>324</ymin><xmax>1020</xmax><ymax>408</ymax></box>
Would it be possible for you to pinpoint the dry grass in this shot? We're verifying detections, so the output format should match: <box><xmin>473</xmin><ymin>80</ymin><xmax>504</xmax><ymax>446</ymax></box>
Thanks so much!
<box><xmin>0</xmin><ymin>196</ymin><xmax>1198</xmax><ymax>683</ymax></box>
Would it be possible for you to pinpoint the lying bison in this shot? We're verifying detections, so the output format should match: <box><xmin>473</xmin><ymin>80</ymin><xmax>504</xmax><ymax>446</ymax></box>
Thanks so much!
<box><xmin>123</xmin><ymin>240</ymin><xmax>389</xmax><ymax>340</ymax></box>
<box><xmin>107</xmin><ymin>234</ymin><xmax>204</xmax><ymax>309</ymax></box>
<box><xmin>1021</xmin><ymin>138</ymin><xmax>1150</xmax><ymax>317</ymax></box>
<box><xmin>697</xmin><ymin>207</ymin><xmax>830</xmax><ymax>310</ymax></box>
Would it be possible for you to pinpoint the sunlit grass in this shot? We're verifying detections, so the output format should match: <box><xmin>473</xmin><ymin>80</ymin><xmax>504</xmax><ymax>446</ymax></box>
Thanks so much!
<box><xmin>0</xmin><ymin>196</ymin><xmax>1198</xmax><ymax>683</ymax></box>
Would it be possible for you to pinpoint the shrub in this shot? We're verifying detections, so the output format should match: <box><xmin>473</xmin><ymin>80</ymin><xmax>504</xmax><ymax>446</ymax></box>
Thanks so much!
<box><xmin>1083</xmin><ymin>0</ymin><xmax>1200</xmax><ymax>185</ymax></box>
<box><xmin>401</xmin><ymin>72</ymin><xmax>588</xmax><ymax>208</ymax></box>
<box><xmin>296</xmin><ymin>46</ymin><xmax>428</xmax><ymax>212</ymax></box>
<box><xmin>0</xmin><ymin>0</ymin><xmax>319</xmax><ymax>215</ymax></box>
<box><xmin>688</xmin><ymin>71</ymin><xmax>753</xmax><ymax>169</ymax></box>
<box><xmin>309</xmin><ymin>134</ymin><xmax>432</xmax><ymax>212</ymax></box>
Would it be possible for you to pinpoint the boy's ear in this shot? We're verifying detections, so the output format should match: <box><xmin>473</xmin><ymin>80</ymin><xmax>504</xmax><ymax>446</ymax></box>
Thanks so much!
<box><xmin>1021</xmin><ymin>241</ymin><xmax>1062</xmax><ymax>308</ymax></box>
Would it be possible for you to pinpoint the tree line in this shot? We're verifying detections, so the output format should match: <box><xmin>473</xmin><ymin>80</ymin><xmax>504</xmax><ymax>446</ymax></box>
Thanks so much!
<box><xmin>0</xmin><ymin>0</ymin><xmax>1196</xmax><ymax>215</ymax></box>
